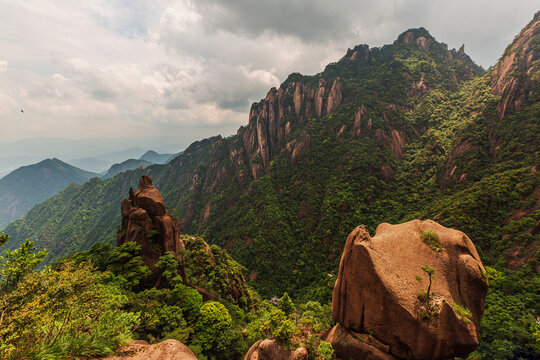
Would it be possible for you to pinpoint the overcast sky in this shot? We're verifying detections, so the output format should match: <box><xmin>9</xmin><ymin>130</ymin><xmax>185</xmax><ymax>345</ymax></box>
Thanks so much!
<box><xmin>0</xmin><ymin>0</ymin><xmax>537</xmax><ymax>147</ymax></box>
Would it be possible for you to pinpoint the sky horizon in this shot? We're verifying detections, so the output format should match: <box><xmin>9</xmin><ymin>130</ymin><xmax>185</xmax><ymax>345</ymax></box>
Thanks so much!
<box><xmin>0</xmin><ymin>1</ymin><xmax>538</xmax><ymax>147</ymax></box>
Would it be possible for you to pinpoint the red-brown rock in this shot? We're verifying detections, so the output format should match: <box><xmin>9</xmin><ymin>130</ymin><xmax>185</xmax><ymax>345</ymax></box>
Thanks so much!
<box><xmin>245</xmin><ymin>340</ymin><xmax>308</xmax><ymax>360</ymax></box>
<box><xmin>332</xmin><ymin>220</ymin><xmax>488</xmax><ymax>360</ymax></box>
<box><xmin>323</xmin><ymin>323</ymin><xmax>397</xmax><ymax>360</ymax></box>
<box><xmin>117</xmin><ymin>175</ymin><xmax>184</xmax><ymax>288</ymax></box>
<box><xmin>93</xmin><ymin>339</ymin><xmax>196</xmax><ymax>360</ymax></box>
<box><xmin>134</xmin><ymin>175</ymin><xmax>166</xmax><ymax>216</ymax></box>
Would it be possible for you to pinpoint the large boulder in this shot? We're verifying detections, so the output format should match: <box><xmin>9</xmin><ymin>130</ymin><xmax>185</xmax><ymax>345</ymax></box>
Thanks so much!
<box><xmin>330</xmin><ymin>220</ymin><xmax>488</xmax><ymax>360</ymax></box>
<box><xmin>245</xmin><ymin>339</ymin><xmax>308</xmax><ymax>360</ymax></box>
<box><xmin>323</xmin><ymin>323</ymin><xmax>397</xmax><ymax>360</ymax></box>
<box><xmin>93</xmin><ymin>339</ymin><xmax>197</xmax><ymax>360</ymax></box>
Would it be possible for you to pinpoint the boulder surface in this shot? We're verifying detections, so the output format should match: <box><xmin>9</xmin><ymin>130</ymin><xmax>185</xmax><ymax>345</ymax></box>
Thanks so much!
<box><xmin>93</xmin><ymin>339</ymin><xmax>197</xmax><ymax>360</ymax></box>
<box><xmin>328</xmin><ymin>220</ymin><xmax>488</xmax><ymax>360</ymax></box>
<box><xmin>245</xmin><ymin>339</ymin><xmax>308</xmax><ymax>360</ymax></box>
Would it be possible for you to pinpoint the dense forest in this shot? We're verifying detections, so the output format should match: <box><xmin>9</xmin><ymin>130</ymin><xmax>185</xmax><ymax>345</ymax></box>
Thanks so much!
<box><xmin>1</xmin><ymin>12</ymin><xmax>539</xmax><ymax>360</ymax></box>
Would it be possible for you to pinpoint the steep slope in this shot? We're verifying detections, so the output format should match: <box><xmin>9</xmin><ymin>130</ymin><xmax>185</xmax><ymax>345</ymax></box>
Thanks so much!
<box><xmin>2</xmin><ymin>14</ymin><xmax>538</xmax><ymax>359</ymax></box>
<box><xmin>102</xmin><ymin>159</ymin><xmax>153</xmax><ymax>179</ymax></box>
<box><xmin>0</xmin><ymin>158</ymin><xmax>98</xmax><ymax>227</ymax></box>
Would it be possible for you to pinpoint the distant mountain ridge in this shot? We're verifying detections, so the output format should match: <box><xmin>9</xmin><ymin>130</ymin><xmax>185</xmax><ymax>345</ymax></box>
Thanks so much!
<box><xmin>0</xmin><ymin>158</ymin><xmax>98</xmax><ymax>227</ymax></box>
<box><xmin>140</xmin><ymin>150</ymin><xmax>179</xmax><ymax>164</ymax></box>
<box><xmin>102</xmin><ymin>159</ymin><xmax>153</xmax><ymax>179</ymax></box>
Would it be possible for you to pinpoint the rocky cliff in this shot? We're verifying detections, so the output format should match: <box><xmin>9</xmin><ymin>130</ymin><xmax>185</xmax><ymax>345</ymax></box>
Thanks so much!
<box><xmin>491</xmin><ymin>12</ymin><xmax>540</xmax><ymax>120</ymax></box>
<box><xmin>325</xmin><ymin>220</ymin><xmax>488</xmax><ymax>360</ymax></box>
<box><xmin>117</xmin><ymin>175</ymin><xmax>184</xmax><ymax>288</ymax></box>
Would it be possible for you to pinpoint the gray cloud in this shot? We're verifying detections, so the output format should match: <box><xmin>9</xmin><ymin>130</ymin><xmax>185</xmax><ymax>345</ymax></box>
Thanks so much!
<box><xmin>0</xmin><ymin>0</ymin><xmax>538</xmax><ymax>151</ymax></box>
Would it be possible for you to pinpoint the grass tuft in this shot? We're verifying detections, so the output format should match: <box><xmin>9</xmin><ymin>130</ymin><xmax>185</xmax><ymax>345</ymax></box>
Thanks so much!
<box><xmin>421</xmin><ymin>230</ymin><xmax>444</xmax><ymax>252</ymax></box>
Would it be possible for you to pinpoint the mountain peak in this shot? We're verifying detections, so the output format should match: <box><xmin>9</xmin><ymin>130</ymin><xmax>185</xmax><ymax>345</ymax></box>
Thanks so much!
<box><xmin>394</xmin><ymin>27</ymin><xmax>434</xmax><ymax>47</ymax></box>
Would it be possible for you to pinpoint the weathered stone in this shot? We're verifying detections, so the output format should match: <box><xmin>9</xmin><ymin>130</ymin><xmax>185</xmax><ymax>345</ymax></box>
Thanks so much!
<box><xmin>332</xmin><ymin>220</ymin><xmax>488</xmax><ymax>360</ymax></box>
<box><xmin>117</xmin><ymin>175</ymin><xmax>183</xmax><ymax>288</ymax></box>
<box><xmin>134</xmin><ymin>175</ymin><xmax>166</xmax><ymax>216</ymax></box>
<box><xmin>323</xmin><ymin>323</ymin><xmax>397</xmax><ymax>360</ymax></box>
<box><xmin>491</xmin><ymin>12</ymin><xmax>539</xmax><ymax>119</ymax></box>
<box><xmin>245</xmin><ymin>339</ymin><xmax>308</xmax><ymax>360</ymax></box>
<box><xmin>93</xmin><ymin>339</ymin><xmax>196</xmax><ymax>360</ymax></box>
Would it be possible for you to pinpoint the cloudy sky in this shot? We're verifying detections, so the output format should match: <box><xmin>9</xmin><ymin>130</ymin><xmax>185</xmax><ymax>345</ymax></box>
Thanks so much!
<box><xmin>0</xmin><ymin>0</ymin><xmax>537</xmax><ymax>148</ymax></box>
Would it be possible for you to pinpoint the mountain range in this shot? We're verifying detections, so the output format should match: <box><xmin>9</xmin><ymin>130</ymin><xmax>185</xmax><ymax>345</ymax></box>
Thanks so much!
<box><xmin>1</xmin><ymin>13</ymin><xmax>539</xmax><ymax>357</ymax></box>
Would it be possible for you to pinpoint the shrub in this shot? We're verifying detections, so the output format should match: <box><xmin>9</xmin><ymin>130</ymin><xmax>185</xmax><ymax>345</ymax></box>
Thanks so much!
<box><xmin>0</xmin><ymin>261</ymin><xmax>138</xmax><ymax>359</ymax></box>
<box><xmin>450</xmin><ymin>301</ymin><xmax>472</xmax><ymax>323</ymax></box>
<box><xmin>421</xmin><ymin>230</ymin><xmax>444</xmax><ymax>252</ymax></box>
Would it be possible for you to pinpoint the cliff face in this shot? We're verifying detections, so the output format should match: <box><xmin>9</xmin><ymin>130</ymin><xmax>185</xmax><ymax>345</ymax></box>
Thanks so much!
<box><xmin>240</xmin><ymin>77</ymin><xmax>345</xmax><ymax>180</ymax></box>
<box><xmin>491</xmin><ymin>12</ymin><xmax>540</xmax><ymax>120</ymax></box>
<box><xmin>117</xmin><ymin>175</ymin><xmax>252</xmax><ymax>305</ymax></box>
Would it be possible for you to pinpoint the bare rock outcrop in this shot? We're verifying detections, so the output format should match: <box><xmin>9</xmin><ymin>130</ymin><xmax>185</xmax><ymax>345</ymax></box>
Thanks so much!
<box><xmin>245</xmin><ymin>340</ymin><xmax>308</xmax><ymax>360</ymax></box>
<box><xmin>117</xmin><ymin>175</ymin><xmax>184</xmax><ymax>287</ymax></box>
<box><xmin>93</xmin><ymin>339</ymin><xmax>197</xmax><ymax>360</ymax></box>
<box><xmin>491</xmin><ymin>12</ymin><xmax>539</xmax><ymax>120</ymax></box>
<box><xmin>240</xmin><ymin>76</ymin><xmax>344</xmax><ymax>179</ymax></box>
<box><xmin>327</xmin><ymin>220</ymin><xmax>488</xmax><ymax>360</ymax></box>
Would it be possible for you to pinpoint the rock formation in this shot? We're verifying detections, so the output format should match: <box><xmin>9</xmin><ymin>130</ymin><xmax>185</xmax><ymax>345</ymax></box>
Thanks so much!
<box><xmin>93</xmin><ymin>339</ymin><xmax>197</xmax><ymax>360</ymax></box>
<box><xmin>245</xmin><ymin>340</ymin><xmax>308</xmax><ymax>360</ymax></box>
<box><xmin>490</xmin><ymin>11</ymin><xmax>539</xmax><ymax>120</ymax></box>
<box><xmin>325</xmin><ymin>220</ymin><xmax>488</xmax><ymax>360</ymax></box>
<box><xmin>240</xmin><ymin>77</ymin><xmax>344</xmax><ymax>179</ymax></box>
<box><xmin>117</xmin><ymin>175</ymin><xmax>184</xmax><ymax>287</ymax></box>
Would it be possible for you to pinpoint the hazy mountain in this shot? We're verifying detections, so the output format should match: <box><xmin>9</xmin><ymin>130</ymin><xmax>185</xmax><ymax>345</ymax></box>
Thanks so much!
<box><xmin>0</xmin><ymin>158</ymin><xmax>98</xmax><ymax>227</ymax></box>
<box><xmin>68</xmin><ymin>147</ymin><xmax>146</xmax><ymax>173</ymax></box>
<box><xmin>66</xmin><ymin>157</ymin><xmax>110</xmax><ymax>174</ymax></box>
<box><xmin>102</xmin><ymin>159</ymin><xmax>153</xmax><ymax>179</ymax></box>
<box><xmin>139</xmin><ymin>150</ymin><xmax>179</xmax><ymax>164</ymax></box>
<box><xmin>0</xmin><ymin>137</ymin><xmax>188</xmax><ymax>175</ymax></box>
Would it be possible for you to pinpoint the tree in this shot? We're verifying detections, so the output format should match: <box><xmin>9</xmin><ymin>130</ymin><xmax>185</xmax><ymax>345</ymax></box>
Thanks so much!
<box><xmin>193</xmin><ymin>301</ymin><xmax>239</xmax><ymax>359</ymax></box>
<box><xmin>0</xmin><ymin>239</ymin><xmax>48</xmax><ymax>293</ymax></box>
<box><xmin>421</xmin><ymin>265</ymin><xmax>436</xmax><ymax>299</ymax></box>
<box><xmin>156</xmin><ymin>251</ymin><xmax>182</xmax><ymax>286</ymax></box>
<box><xmin>0</xmin><ymin>260</ymin><xmax>138</xmax><ymax>359</ymax></box>
<box><xmin>0</xmin><ymin>230</ymin><xmax>8</xmax><ymax>247</ymax></box>
<box><xmin>278</xmin><ymin>292</ymin><xmax>295</xmax><ymax>316</ymax></box>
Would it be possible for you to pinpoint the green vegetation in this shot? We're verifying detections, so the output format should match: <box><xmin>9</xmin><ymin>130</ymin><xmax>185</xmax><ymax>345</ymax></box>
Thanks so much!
<box><xmin>421</xmin><ymin>265</ymin><xmax>436</xmax><ymax>299</ymax></box>
<box><xmin>450</xmin><ymin>301</ymin><xmax>472</xmax><ymax>323</ymax></box>
<box><xmin>0</xmin><ymin>239</ymin><xmax>138</xmax><ymax>359</ymax></box>
<box><xmin>421</xmin><ymin>230</ymin><xmax>443</xmax><ymax>252</ymax></box>
<box><xmin>0</xmin><ymin>158</ymin><xmax>98</xmax><ymax>227</ymax></box>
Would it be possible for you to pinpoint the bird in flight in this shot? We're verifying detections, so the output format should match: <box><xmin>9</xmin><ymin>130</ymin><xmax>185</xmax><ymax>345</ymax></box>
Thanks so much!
<box><xmin>20</xmin><ymin>109</ymin><xmax>24</xmax><ymax>113</ymax></box>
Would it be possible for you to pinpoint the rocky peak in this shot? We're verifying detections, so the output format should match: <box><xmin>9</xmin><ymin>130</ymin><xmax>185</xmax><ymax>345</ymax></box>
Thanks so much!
<box><xmin>342</xmin><ymin>44</ymin><xmax>370</xmax><ymax>61</ymax></box>
<box><xmin>239</xmin><ymin>75</ymin><xmax>345</xmax><ymax>180</ymax></box>
<box><xmin>395</xmin><ymin>27</ymin><xmax>435</xmax><ymax>50</ymax></box>
<box><xmin>118</xmin><ymin>175</ymin><xmax>184</xmax><ymax>288</ymax></box>
<box><xmin>490</xmin><ymin>12</ymin><xmax>540</xmax><ymax>119</ymax></box>
<box><xmin>458</xmin><ymin>44</ymin><xmax>465</xmax><ymax>56</ymax></box>
<box><xmin>326</xmin><ymin>220</ymin><xmax>488</xmax><ymax>360</ymax></box>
